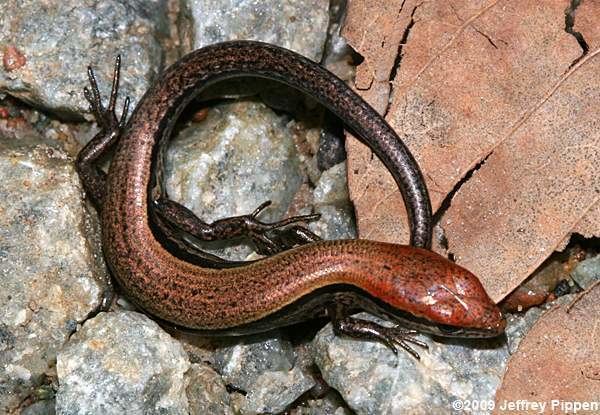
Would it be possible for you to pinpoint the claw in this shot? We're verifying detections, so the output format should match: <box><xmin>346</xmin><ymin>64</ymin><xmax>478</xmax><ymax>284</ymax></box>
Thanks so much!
<box><xmin>152</xmin><ymin>197</ymin><xmax>322</xmax><ymax>257</ymax></box>
<box><xmin>330</xmin><ymin>309</ymin><xmax>429</xmax><ymax>359</ymax></box>
<box><xmin>250</xmin><ymin>200</ymin><xmax>321</xmax><ymax>230</ymax></box>
<box><xmin>119</xmin><ymin>96</ymin><xmax>130</xmax><ymax>127</ymax></box>
<box><xmin>243</xmin><ymin>200</ymin><xmax>322</xmax><ymax>255</ymax></box>
<box><xmin>396</xmin><ymin>341</ymin><xmax>421</xmax><ymax>360</ymax></box>
<box><xmin>266</xmin><ymin>212</ymin><xmax>321</xmax><ymax>228</ymax></box>
<box><xmin>251</xmin><ymin>200</ymin><xmax>272</xmax><ymax>218</ymax></box>
<box><xmin>400</xmin><ymin>335</ymin><xmax>429</xmax><ymax>349</ymax></box>
<box><xmin>86</xmin><ymin>66</ymin><xmax>103</xmax><ymax>112</ymax></box>
<box><xmin>384</xmin><ymin>326</ymin><xmax>429</xmax><ymax>359</ymax></box>
<box><xmin>108</xmin><ymin>55</ymin><xmax>121</xmax><ymax>112</ymax></box>
<box><xmin>77</xmin><ymin>55</ymin><xmax>128</xmax><ymax>207</ymax></box>
<box><xmin>83</xmin><ymin>55</ymin><xmax>129</xmax><ymax>130</ymax></box>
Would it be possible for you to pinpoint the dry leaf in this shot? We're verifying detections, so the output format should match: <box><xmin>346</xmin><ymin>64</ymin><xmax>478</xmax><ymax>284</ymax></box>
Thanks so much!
<box><xmin>494</xmin><ymin>283</ymin><xmax>600</xmax><ymax>414</ymax></box>
<box><xmin>343</xmin><ymin>0</ymin><xmax>599</xmax><ymax>301</ymax></box>
<box><xmin>443</xmin><ymin>47</ymin><xmax>600</xmax><ymax>302</ymax></box>
<box><xmin>571</xmin><ymin>1</ymin><xmax>600</xmax><ymax>239</ymax></box>
<box><xmin>344</xmin><ymin>0</ymin><xmax>422</xmax><ymax>243</ymax></box>
<box><xmin>573</xmin><ymin>202</ymin><xmax>600</xmax><ymax>239</ymax></box>
<box><xmin>575</xmin><ymin>0</ymin><xmax>600</xmax><ymax>50</ymax></box>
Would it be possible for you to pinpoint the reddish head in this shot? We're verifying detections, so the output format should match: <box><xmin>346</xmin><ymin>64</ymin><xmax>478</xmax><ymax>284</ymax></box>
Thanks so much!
<box><xmin>356</xmin><ymin>244</ymin><xmax>506</xmax><ymax>338</ymax></box>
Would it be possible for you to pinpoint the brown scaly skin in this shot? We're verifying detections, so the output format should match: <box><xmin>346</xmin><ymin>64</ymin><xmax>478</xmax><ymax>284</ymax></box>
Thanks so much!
<box><xmin>78</xmin><ymin>41</ymin><xmax>505</xmax><ymax>357</ymax></box>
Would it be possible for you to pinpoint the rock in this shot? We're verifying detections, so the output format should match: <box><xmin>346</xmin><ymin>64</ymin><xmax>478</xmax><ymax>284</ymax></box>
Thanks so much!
<box><xmin>214</xmin><ymin>334</ymin><xmax>295</xmax><ymax>390</ymax></box>
<box><xmin>164</xmin><ymin>1</ymin><xmax>340</xmax><ymax>262</ymax></box>
<box><xmin>21</xmin><ymin>399</ymin><xmax>56</xmax><ymax>415</ymax></box>
<box><xmin>571</xmin><ymin>253</ymin><xmax>600</xmax><ymax>289</ymax></box>
<box><xmin>186</xmin><ymin>363</ymin><xmax>233</xmax><ymax>415</ymax></box>
<box><xmin>185</xmin><ymin>0</ymin><xmax>331</xmax><ymax>115</ymax></box>
<box><xmin>164</xmin><ymin>100</ymin><xmax>303</xmax><ymax>260</ymax></box>
<box><xmin>0</xmin><ymin>0</ymin><xmax>168</xmax><ymax>118</ymax></box>
<box><xmin>312</xmin><ymin>313</ymin><xmax>508</xmax><ymax>415</ymax></box>
<box><xmin>56</xmin><ymin>311</ymin><xmax>190</xmax><ymax>415</ymax></box>
<box><xmin>312</xmin><ymin>295</ymin><xmax>583</xmax><ymax>415</ymax></box>
<box><xmin>188</xmin><ymin>0</ymin><xmax>329</xmax><ymax>61</ymax></box>
<box><xmin>291</xmin><ymin>391</ymin><xmax>352</xmax><ymax>415</ymax></box>
<box><xmin>316</xmin><ymin>117</ymin><xmax>346</xmax><ymax>172</ymax></box>
<box><xmin>309</xmin><ymin>204</ymin><xmax>356</xmax><ymax>242</ymax></box>
<box><xmin>240</xmin><ymin>367</ymin><xmax>315</xmax><ymax>414</ymax></box>
<box><xmin>504</xmin><ymin>293</ymin><xmax>576</xmax><ymax>354</ymax></box>
<box><xmin>213</xmin><ymin>333</ymin><xmax>315</xmax><ymax>414</ymax></box>
<box><xmin>313</xmin><ymin>162</ymin><xmax>349</xmax><ymax>206</ymax></box>
<box><xmin>322</xmin><ymin>0</ymin><xmax>355</xmax><ymax>82</ymax></box>
<box><xmin>0</xmin><ymin>134</ymin><xmax>106</xmax><ymax>413</ymax></box>
<box><xmin>309</xmin><ymin>162</ymin><xmax>357</xmax><ymax>240</ymax></box>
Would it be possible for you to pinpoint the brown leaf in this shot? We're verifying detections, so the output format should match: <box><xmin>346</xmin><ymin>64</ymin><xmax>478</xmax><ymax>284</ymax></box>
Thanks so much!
<box><xmin>573</xmin><ymin>202</ymin><xmax>600</xmax><ymax>239</ymax></box>
<box><xmin>494</xmin><ymin>283</ymin><xmax>600</xmax><ymax>414</ymax></box>
<box><xmin>569</xmin><ymin>0</ymin><xmax>600</xmax><ymax>241</ymax></box>
<box><xmin>444</xmin><ymin>49</ymin><xmax>600</xmax><ymax>302</ymax></box>
<box><xmin>343</xmin><ymin>0</ymin><xmax>599</xmax><ymax>300</ymax></box>
<box><xmin>344</xmin><ymin>0</ymin><xmax>421</xmax><ymax>243</ymax></box>
<box><xmin>574</xmin><ymin>0</ymin><xmax>600</xmax><ymax>50</ymax></box>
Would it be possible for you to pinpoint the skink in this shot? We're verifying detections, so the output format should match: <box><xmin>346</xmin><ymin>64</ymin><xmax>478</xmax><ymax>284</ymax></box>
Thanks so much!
<box><xmin>77</xmin><ymin>41</ymin><xmax>505</xmax><ymax>356</ymax></box>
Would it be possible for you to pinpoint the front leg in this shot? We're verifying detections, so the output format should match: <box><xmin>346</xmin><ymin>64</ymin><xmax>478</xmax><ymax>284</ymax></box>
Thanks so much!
<box><xmin>328</xmin><ymin>305</ymin><xmax>429</xmax><ymax>359</ymax></box>
<box><xmin>76</xmin><ymin>56</ymin><xmax>129</xmax><ymax>313</ymax></box>
<box><xmin>76</xmin><ymin>55</ymin><xmax>130</xmax><ymax>208</ymax></box>
<box><xmin>150</xmin><ymin>209</ymin><xmax>249</xmax><ymax>268</ymax></box>
<box><xmin>153</xmin><ymin>198</ymin><xmax>322</xmax><ymax>255</ymax></box>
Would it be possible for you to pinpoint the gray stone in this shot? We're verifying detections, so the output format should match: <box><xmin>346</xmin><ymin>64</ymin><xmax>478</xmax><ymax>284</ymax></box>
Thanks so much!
<box><xmin>241</xmin><ymin>366</ymin><xmax>315</xmax><ymax>414</ymax></box>
<box><xmin>316</xmin><ymin>124</ymin><xmax>347</xmax><ymax>172</ymax></box>
<box><xmin>214</xmin><ymin>334</ymin><xmax>295</xmax><ymax>390</ymax></box>
<box><xmin>312</xmin><ymin>313</ymin><xmax>508</xmax><ymax>415</ymax></box>
<box><xmin>322</xmin><ymin>0</ymin><xmax>356</xmax><ymax>82</ymax></box>
<box><xmin>309</xmin><ymin>204</ymin><xmax>356</xmax><ymax>242</ymax></box>
<box><xmin>504</xmin><ymin>308</ymin><xmax>544</xmax><ymax>356</ymax></box>
<box><xmin>312</xmin><ymin>295</ymin><xmax>582</xmax><ymax>415</ymax></box>
<box><xmin>0</xmin><ymin>134</ymin><xmax>106</xmax><ymax>413</ymax></box>
<box><xmin>309</xmin><ymin>162</ymin><xmax>357</xmax><ymax>240</ymax></box>
<box><xmin>313</xmin><ymin>162</ymin><xmax>349</xmax><ymax>206</ymax></box>
<box><xmin>571</xmin><ymin>253</ymin><xmax>600</xmax><ymax>289</ymax></box>
<box><xmin>186</xmin><ymin>363</ymin><xmax>233</xmax><ymax>415</ymax></box>
<box><xmin>56</xmin><ymin>311</ymin><xmax>190</xmax><ymax>415</ymax></box>
<box><xmin>164</xmin><ymin>100</ymin><xmax>303</xmax><ymax>260</ymax></box>
<box><xmin>214</xmin><ymin>333</ymin><xmax>315</xmax><ymax>415</ymax></box>
<box><xmin>504</xmin><ymin>293</ymin><xmax>575</xmax><ymax>354</ymax></box>
<box><xmin>0</xmin><ymin>0</ymin><xmax>167</xmax><ymax>118</ymax></box>
<box><xmin>21</xmin><ymin>398</ymin><xmax>56</xmax><ymax>415</ymax></box>
<box><xmin>185</xmin><ymin>0</ymin><xmax>331</xmax><ymax>131</ymax></box>
<box><xmin>168</xmin><ymin>1</ymin><xmax>339</xmax><ymax>261</ymax></box>
<box><xmin>292</xmin><ymin>391</ymin><xmax>352</xmax><ymax>415</ymax></box>
<box><xmin>188</xmin><ymin>0</ymin><xmax>329</xmax><ymax>61</ymax></box>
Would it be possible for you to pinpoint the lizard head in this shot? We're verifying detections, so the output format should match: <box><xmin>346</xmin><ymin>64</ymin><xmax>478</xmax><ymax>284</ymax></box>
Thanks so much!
<box><xmin>361</xmin><ymin>245</ymin><xmax>506</xmax><ymax>338</ymax></box>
